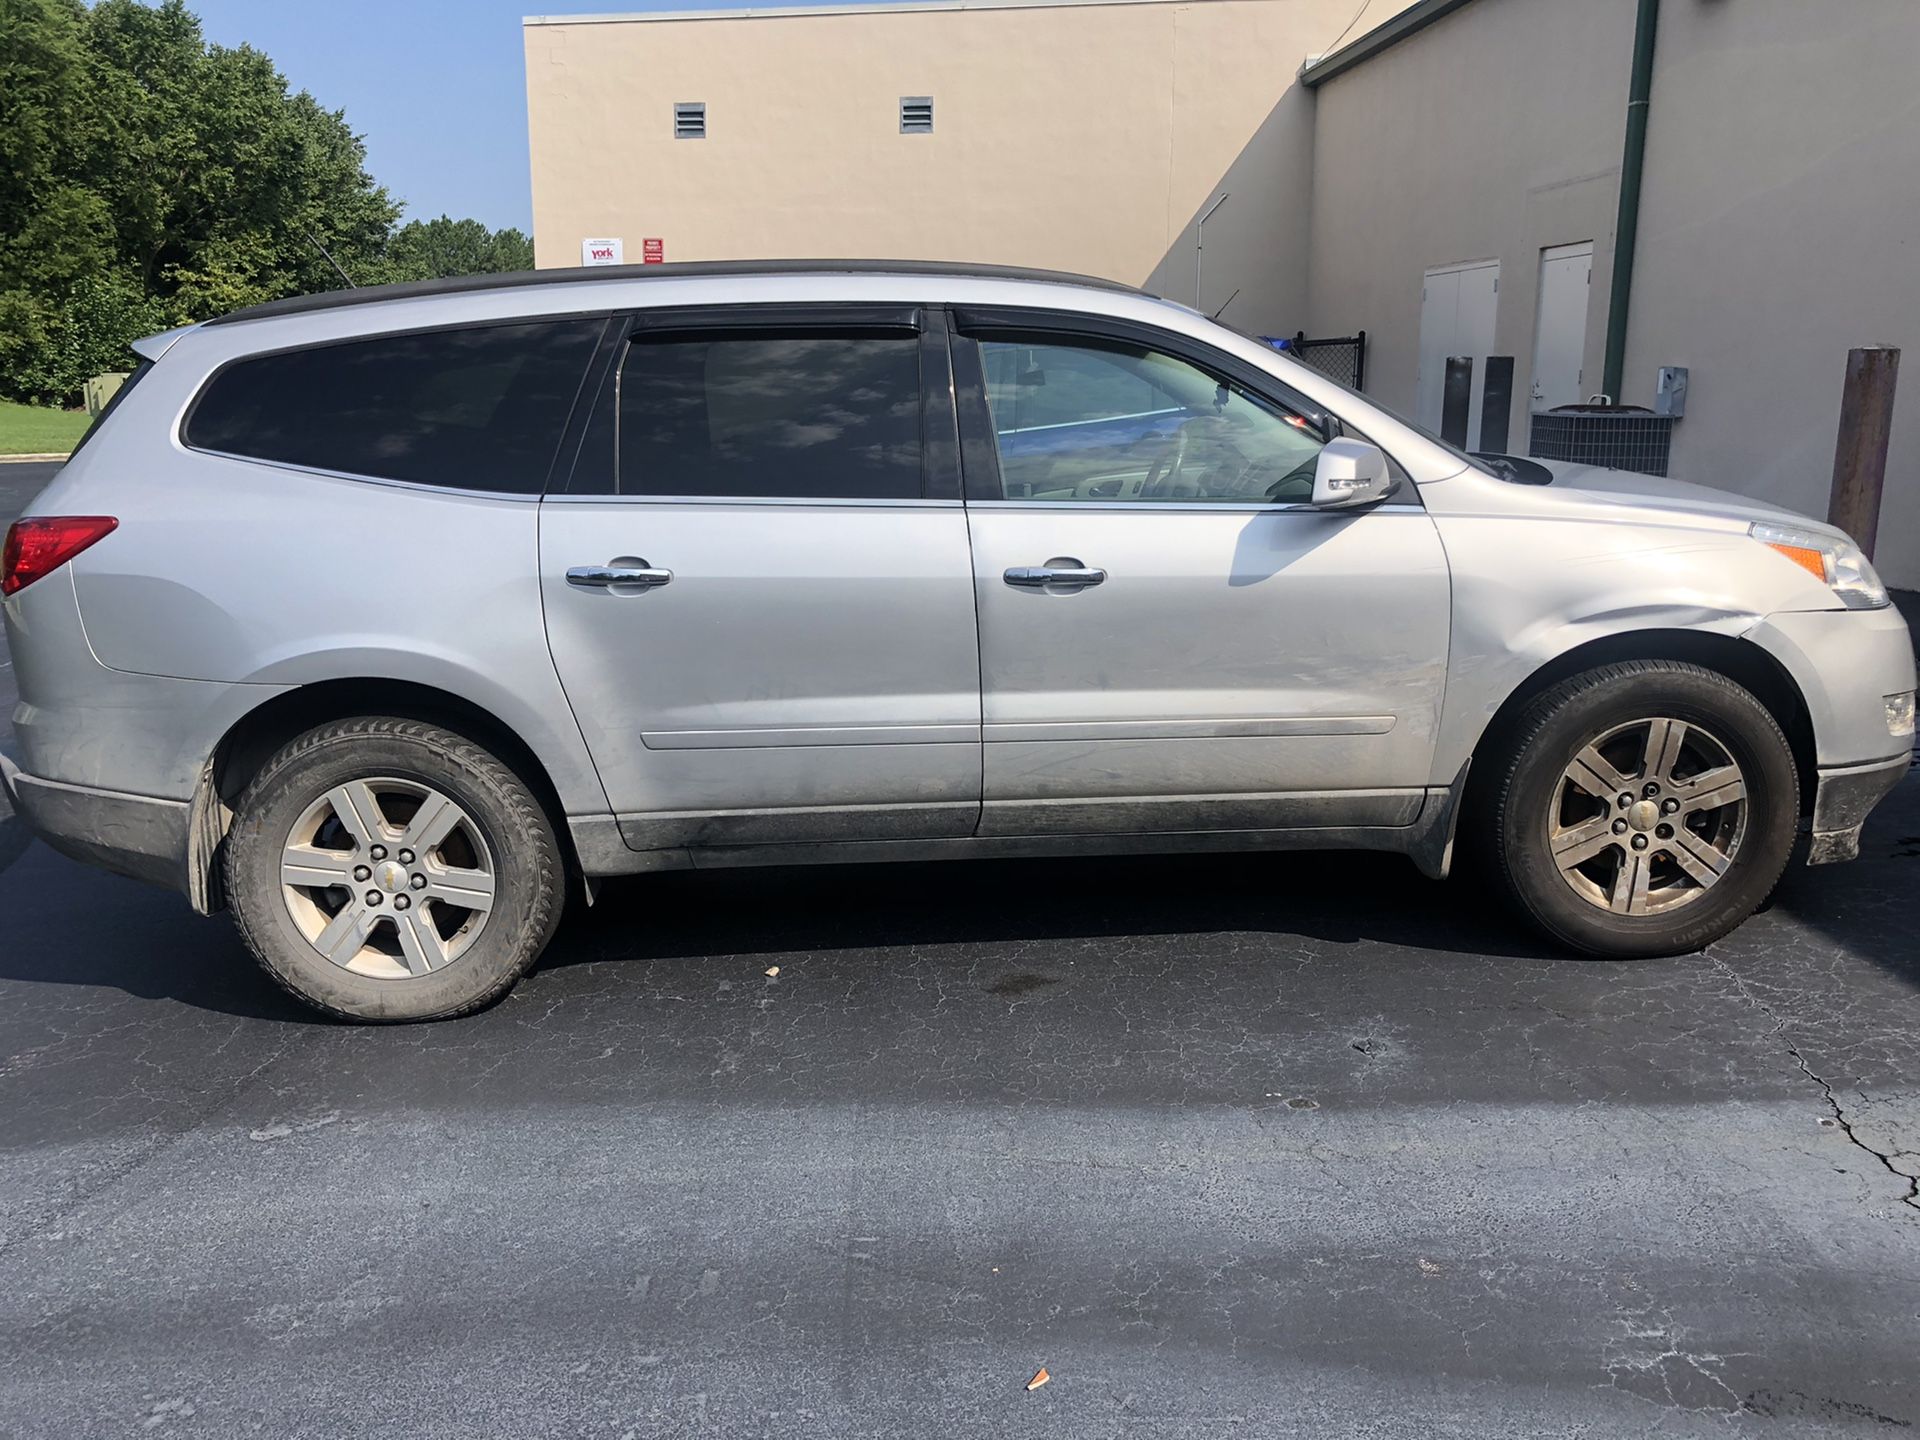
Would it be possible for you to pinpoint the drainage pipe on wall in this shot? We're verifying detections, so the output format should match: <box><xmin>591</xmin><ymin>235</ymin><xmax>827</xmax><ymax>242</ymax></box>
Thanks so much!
<box><xmin>1601</xmin><ymin>0</ymin><xmax>1661</xmax><ymax>403</ymax></box>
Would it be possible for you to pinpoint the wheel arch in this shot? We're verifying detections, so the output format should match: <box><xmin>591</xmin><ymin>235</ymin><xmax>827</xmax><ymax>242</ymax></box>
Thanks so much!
<box><xmin>191</xmin><ymin>679</ymin><xmax>582</xmax><ymax>914</ymax></box>
<box><xmin>1461</xmin><ymin>629</ymin><xmax>1817</xmax><ymax>830</ymax></box>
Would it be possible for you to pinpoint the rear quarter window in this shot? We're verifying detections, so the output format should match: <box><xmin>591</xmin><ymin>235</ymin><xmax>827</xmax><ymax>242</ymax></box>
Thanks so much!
<box><xmin>184</xmin><ymin>319</ymin><xmax>603</xmax><ymax>493</ymax></box>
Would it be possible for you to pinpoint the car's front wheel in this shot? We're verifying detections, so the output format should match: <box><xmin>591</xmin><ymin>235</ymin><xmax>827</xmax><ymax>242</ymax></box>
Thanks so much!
<box><xmin>1488</xmin><ymin>661</ymin><xmax>1800</xmax><ymax>957</ymax></box>
<box><xmin>224</xmin><ymin>717</ymin><xmax>563</xmax><ymax>1021</ymax></box>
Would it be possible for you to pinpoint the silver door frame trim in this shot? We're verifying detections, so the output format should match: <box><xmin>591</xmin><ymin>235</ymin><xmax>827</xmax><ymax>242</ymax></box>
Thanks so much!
<box><xmin>540</xmin><ymin>493</ymin><xmax>964</xmax><ymax>510</ymax></box>
<box><xmin>965</xmin><ymin>500</ymin><xmax>1427</xmax><ymax>515</ymax></box>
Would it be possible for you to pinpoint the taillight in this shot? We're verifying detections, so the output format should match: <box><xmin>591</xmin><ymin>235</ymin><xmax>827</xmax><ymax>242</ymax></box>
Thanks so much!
<box><xmin>1</xmin><ymin>516</ymin><xmax>118</xmax><ymax>597</ymax></box>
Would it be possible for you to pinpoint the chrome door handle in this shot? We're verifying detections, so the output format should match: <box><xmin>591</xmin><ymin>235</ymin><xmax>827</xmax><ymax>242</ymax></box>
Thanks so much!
<box><xmin>1004</xmin><ymin>559</ymin><xmax>1106</xmax><ymax>590</ymax></box>
<box><xmin>566</xmin><ymin>560</ymin><xmax>673</xmax><ymax>591</ymax></box>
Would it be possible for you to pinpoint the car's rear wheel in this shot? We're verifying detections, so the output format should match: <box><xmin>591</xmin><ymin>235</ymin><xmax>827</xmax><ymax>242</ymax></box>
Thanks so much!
<box><xmin>1488</xmin><ymin>661</ymin><xmax>1799</xmax><ymax>957</ymax></box>
<box><xmin>225</xmin><ymin>717</ymin><xmax>563</xmax><ymax>1021</ymax></box>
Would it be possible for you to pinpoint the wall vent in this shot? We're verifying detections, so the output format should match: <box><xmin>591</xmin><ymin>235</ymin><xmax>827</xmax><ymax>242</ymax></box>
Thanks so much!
<box><xmin>899</xmin><ymin>97</ymin><xmax>933</xmax><ymax>134</ymax></box>
<box><xmin>674</xmin><ymin>102</ymin><xmax>706</xmax><ymax>140</ymax></box>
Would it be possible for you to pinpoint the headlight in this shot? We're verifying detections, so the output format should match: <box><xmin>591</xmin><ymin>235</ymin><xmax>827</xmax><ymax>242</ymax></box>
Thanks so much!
<box><xmin>1750</xmin><ymin>521</ymin><xmax>1889</xmax><ymax>609</ymax></box>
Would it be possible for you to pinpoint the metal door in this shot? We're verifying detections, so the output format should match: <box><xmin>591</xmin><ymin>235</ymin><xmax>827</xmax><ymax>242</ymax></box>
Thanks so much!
<box><xmin>952</xmin><ymin>313</ymin><xmax>1451</xmax><ymax>837</ymax></box>
<box><xmin>540</xmin><ymin>308</ymin><xmax>982</xmax><ymax>850</ymax></box>
<box><xmin>1417</xmin><ymin>260</ymin><xmax>1500</xmax><ymax>438</ymax></box>
<box><xmin>1530</xmin><ymin>242</ymin><xmax>1593</xmax><ymax>412</ymax></box>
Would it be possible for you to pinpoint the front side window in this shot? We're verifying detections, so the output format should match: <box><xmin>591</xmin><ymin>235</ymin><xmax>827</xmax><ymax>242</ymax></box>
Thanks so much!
<box><xmin>612</xmin><ymin>333</ymin><xmax>924</xmax><ymax>500</ymax></box>
<box><xmin>185</xmin><ymin>320</ymin><xmax>603</xmax><ymax>493</ymax></box>
<box><xmin>977</xmin><ymin>337</ymin><xmax>1329</xmax><ymax>503</ymax></box>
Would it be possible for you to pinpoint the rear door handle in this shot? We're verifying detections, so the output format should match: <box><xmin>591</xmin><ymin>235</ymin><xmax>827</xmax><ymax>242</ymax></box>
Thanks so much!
<box><xmin>1004</xmin><ymin>558</ymin><xmax>1106</xmax><ymax>590</ymax></box>
<box><xmin>566</xmin><ymin>560</ymin><xmax>673</xmax><ymax>592</ymax></box>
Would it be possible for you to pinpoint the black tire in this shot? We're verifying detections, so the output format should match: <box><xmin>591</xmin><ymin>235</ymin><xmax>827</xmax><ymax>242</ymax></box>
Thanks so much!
<box><xmin>224</xmin><ymin>717</ymin><xmax>564</xmax><ymax>1021</ymax></box>
<box><xmin>1487</xmin><ymin>661</ymin><xmax>1799</xmax><ymax>958</ymax></box>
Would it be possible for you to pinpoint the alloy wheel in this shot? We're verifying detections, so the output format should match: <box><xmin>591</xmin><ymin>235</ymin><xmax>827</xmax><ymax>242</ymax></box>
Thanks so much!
<box><xmin>278</xmin><ymin>777</ymin><xmax>496</xmax><ymax>979</ymax></box>
<box><xmin>1548</xmin><ymin>717</ymin><xmax>1748</xmax><ymax>916</ymax></box>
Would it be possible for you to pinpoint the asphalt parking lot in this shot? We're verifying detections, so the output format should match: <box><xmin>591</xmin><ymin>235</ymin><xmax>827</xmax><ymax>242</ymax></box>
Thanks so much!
<box><xmin>3</xmin><ymin>458</ymin><xmax>1918</xmax><ymax>1437</ymax></box>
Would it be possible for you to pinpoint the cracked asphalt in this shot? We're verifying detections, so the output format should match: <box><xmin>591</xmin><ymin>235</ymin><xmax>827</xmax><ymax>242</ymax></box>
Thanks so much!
<box><xmin>3</xmin><ymin>459</ymin><xmax>1919</xmax><ymax>1437</ymax></box>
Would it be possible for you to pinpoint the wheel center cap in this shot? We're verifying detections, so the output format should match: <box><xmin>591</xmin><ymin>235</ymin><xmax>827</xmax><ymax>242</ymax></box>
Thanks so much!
<box><xmin>1627</xmin><ymin>799</ymin><xmax>1661</xmax><ymax>832</ymax></box>
<box><xmin>373</xmin><ymin>860</ymin><xmax>409</xmax><ymax>893</ymax></box>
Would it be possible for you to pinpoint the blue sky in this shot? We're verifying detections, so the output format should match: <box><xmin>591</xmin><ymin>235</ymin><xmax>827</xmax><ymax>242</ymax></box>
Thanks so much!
<box><xmin>182</xmin><ymin>0</ymin><xmax>822</xmax><ymax>235</ymax></box>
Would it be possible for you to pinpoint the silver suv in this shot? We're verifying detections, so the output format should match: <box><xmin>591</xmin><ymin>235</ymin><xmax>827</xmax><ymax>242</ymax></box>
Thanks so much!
<box><xmin>3</xmin><ymin>263</ymin><xmax>1912</xmax><ymax>1020</ymax></box>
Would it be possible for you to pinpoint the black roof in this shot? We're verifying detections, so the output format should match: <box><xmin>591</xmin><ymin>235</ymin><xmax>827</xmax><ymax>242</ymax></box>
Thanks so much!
<box><xmin>204</xmin><ymin>259</ymin><xmax>1147</xmax><ymax>327</ymax></box>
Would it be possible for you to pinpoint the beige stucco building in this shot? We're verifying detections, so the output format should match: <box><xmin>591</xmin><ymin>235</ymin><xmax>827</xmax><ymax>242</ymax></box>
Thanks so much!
<box><xmin>524</xmin><ymin>0</ymin><xmax>1416</xmax><ymax>339</ymax></box>
<box><xmin>525</xmin><ymin>0</ymin><xmax>1920</xmax><ymax>585</ymax></box>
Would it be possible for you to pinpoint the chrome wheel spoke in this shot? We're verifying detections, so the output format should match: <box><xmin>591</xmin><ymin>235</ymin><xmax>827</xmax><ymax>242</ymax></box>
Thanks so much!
<box><xmin>394</xmin><ymin>909</ymin><xmax>449</xmax><ymax>975</ymax></box>
<box><xmin>1642</xmin><ymin>718</ymin><xmax>1686</xmax><ymax>785</ymax></box>
<box><xmin>426</xmin><ymin>865</ymin><xmax>494</xmax><ymax>912</ymax></box>
<box><xmin>281</xmin><ymin>845</ymin><xmax>357</xmax><ymax>889</ymax></box>
<box><xmin>1675</xmin><ymin>767</ymin><xmax>1745</xmax><ymax>816</ymax></box>
<box><xmin>1667</xmin><ymin>825</ymin><xmax>1732</xmax><ymax>883</ymax></box>
<box><xmin>313</xmin><ymin>901</ymin><xmax>381</xmax><ymax>964</ymax></box>
<box><xmin>328</xmin><ymin>781</ymin><xmax>388</xmax><ymax>846</ymax></box>
<box><xmin>1611</xmin><ymin>850</ymin><xmax>1653</xmax><ymax>914</ymax></box>
<box><xmin>403</xmin><ymin>789</ymin><xmax>464</xmax><ymax>853</ymax></box>
<box><xmin>1552</xmin><ymin>813</ymin><xmax>1617</xmax><ymax>868</ymax></box>
<box><xmin>1567</xmin><ymin>745</ymin><xmax>1632</xmax><ymax>800</ymax></box>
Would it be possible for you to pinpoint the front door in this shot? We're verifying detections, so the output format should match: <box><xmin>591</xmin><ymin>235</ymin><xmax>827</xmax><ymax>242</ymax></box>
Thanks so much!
<box><xmin>540</xmin><ymin>307</ymin><xmax>982</xmax><ymax>849</ymax></box>
<box><xmin>951</xmin><ymin>313</ymin><xmax>1450</xmax><ymax>836</ymax></box>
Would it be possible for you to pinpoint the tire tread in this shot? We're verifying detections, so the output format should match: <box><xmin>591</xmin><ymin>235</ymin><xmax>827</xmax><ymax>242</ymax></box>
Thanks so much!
<box><xmin>224</xmin><ymin>716</ymin><xmax>562</xmax><ymax>1022</ymax></box>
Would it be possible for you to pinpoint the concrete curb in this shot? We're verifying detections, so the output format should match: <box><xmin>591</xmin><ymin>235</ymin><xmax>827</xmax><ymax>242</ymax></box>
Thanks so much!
<box><xmin>0</xmin><ymin>453</ymin><xmax>70</xmax><ymax>464</ymax></box>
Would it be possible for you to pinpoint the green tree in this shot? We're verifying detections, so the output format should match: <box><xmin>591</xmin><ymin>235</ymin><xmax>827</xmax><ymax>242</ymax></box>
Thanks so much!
<box><xmin>385</xmin><ymin>215</ymin><xmax>534</xmax><ymax>282</ymax></box>
<box><xmin>0</xmin><ymin>0</ymin><xmax>477</xmax><ymax>403</ymax></box>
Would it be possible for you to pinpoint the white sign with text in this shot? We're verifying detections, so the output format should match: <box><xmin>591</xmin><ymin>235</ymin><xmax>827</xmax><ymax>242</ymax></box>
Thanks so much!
<box><xmin>581</xmin><ymin>238</ymin><xmax>624</xmax><ymax>266</ymax></box>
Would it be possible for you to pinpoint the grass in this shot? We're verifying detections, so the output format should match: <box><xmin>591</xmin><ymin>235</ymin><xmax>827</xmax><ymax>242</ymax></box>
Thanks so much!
<box><xmin>0</xmin><ymin>398</ymin><xmax>91</xmax><ymax>455</ymax></box>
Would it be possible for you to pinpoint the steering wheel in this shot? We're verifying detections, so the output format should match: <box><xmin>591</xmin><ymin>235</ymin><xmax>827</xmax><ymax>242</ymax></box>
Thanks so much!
<box><xmin>1139</xmin><ymin>424</ymin><xmax>1191</xmax><ymax>497</ymax></box>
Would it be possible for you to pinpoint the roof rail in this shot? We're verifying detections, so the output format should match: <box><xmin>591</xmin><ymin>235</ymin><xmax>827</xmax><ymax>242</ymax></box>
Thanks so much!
<box><xmin>204</xmin><ymin>259</ymin><xmax>1148</xmax><ymax>327</ymax></box>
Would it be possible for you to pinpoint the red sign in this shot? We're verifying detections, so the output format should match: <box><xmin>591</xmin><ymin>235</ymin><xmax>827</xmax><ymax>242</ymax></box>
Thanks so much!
<box><xmin>642</xmin><ymin>238</ymin><xmax>665</xmax><ymax>264</ymax></box>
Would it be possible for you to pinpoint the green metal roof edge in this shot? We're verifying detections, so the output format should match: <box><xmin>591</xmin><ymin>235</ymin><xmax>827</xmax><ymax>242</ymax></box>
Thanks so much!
<box><xmin>1300</xmin><ymin>0</ymin><xmax>1483</xmax><ymax>88</ymax></box>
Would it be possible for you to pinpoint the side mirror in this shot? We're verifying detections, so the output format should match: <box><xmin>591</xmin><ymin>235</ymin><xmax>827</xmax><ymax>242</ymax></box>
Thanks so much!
<box><xmin>1310</xmin><ymin>437</ymin><xmax>1395</xmax><ymax>509</ymax></box>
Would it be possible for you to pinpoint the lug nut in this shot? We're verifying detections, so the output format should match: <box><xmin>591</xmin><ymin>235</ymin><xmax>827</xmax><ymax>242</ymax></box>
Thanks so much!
<box><xmin>1631</xmin><ymin>835</ymin><xmax>1649</xmax><ymax>851</ymax></box>
<box><xmin>1618</xmin><ymin>793</ymin><xmax>1633</xmax><ymax>809</ymax></box>
<box><xmin>1656</xmin><ymin>824</ymin><xmax>1674</xmax><ymax>839</ymax></box>
<box><xmin>394</xmin><ymin>895</ymin><xmax>411</xmax><ymax>911</ymax></box>
<box><xmin>1612</xmin><ymin>819</ymin><xmax>1629</xmax><ymax>834</ymax></box>
<box><xmin>369</xmin><ymin>844</ymin><xmax>388</xmax><ymax>862</ymax></box>
<box><xmin>365</xmin><ymin>890</ymin><xmax>383</xmax><ymax>906</ymax></box>
<box><xmin>410</xmin><ymin>873</ymin><xmax>427</xmax><ymax>890</ymax></box>
<box><xmin>1643</xmin><ymin>782</ymin><xmax>1660</xmax><ymax>798</ymax></box>
<box><xmin>398</xmin><ymin>849</ymin><xmax>415</xmax><ymax>865</ymax></box>
<box><xmin>352</xmin><ymin>864</ymin><xmax>371</xmax><ymax>882</ymax></box>
<box><xmin>1662</xmin><ymin>798</ymin><xmax>1680</xmax><ymax>815</ymax></box>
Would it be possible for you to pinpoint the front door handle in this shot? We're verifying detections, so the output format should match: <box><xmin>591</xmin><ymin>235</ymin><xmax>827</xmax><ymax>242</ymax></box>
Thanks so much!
<box><xmin>566</xmin><ymin>559</ymin><xmax>673</xmax><ymax>592</ymax></box>
<box><xmin>1005</xmin><ymin>558</ymin><xmax>1106</xmax><ymax>590</ymax></box>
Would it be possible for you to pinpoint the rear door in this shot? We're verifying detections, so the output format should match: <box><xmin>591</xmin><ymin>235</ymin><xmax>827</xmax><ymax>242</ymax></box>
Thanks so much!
<box><xmin>951</xmin><ymin>308</ymin><xmax>1451</xmax><ymax>836</ymax></box>
<box><xmin>540</xmin><ymin>306</ymin><xmax>982</xmax><ymax>849</ymax></box>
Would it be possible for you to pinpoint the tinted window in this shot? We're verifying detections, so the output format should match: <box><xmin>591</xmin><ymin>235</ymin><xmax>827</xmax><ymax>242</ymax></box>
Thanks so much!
<box><xmin>978</xmin><ymin>336</ymin><xmax>1328</xmax><ymax>503</ymax></box>
<box><xmin>186</xmin><ymin>320</ymin><xmax>602</xmax><ymax>493</ymax></box>
<box><xmin>613</xmin><ymin>333</ymin><xmax>923</xmax><ymax>499</ymax></box>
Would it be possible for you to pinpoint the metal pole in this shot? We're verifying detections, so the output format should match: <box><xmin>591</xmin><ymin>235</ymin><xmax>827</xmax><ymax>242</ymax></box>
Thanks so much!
<box><xmin>1194</xmin><ymin>192</ymin><xmax>1230</xmax><ymax>310</ymax></box>
<box><xmin>1601</xmin><ymin>0</ymin><xmax>1660</xmax><ymax>402</ymax></box>
<box><xmin>1826</xmin><ymin>345</ymin><xmax>1901</xmax><ymax>559</ymax></box>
